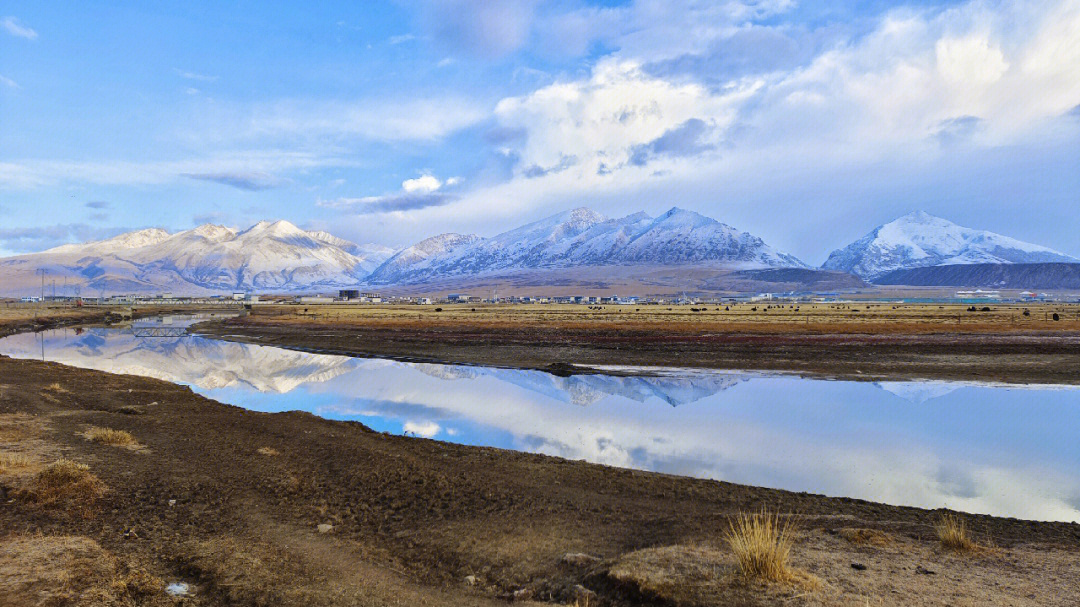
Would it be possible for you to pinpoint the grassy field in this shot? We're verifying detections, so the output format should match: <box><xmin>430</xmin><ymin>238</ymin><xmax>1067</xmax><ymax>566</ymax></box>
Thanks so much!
<box><xmin>244</xmin><ymin>301</ymin><xmax>1080</xmax><ymax>334</ymax></box>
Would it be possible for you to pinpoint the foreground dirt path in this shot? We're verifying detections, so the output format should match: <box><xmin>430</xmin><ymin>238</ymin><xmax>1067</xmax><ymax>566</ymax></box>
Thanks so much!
<box><xmin>3</xmin><ymin>352</ymin><xmax>1080</xmax><ymax>606</ymax></box>
<box><xmin>196</xmin><ymin>303</ymin><xmax>1080</xmax><ymax>384</ymax></box>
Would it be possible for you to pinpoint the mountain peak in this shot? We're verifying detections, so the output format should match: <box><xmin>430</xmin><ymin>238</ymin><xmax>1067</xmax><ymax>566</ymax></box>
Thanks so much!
<box><xmin>241</xmin><ymin>219</ymin><xmax>305</xmax><ymax>237</ymax></box>
<box><xmin>892</xmin><ymin>210</ymin><xmax>951</xmax><ymax>226</ymax></box>
<box><xmin>98</xmin><ymin>228</ymin><xmax>173</xmax><ymax>250</ymax></box>
<box><xmin>823</xmin><ymin>212</ymin><xmax>1077</xmax><ymax>279</ymax></box>
<box><xmin>189</xmin><ymin>224</ymin><xmax>237</xmax><ymax>241</ymax></box>
<box><xmin>899</xmin><ymin>210</ymin><xmax>935</xmax><ymax>221</ymax></box>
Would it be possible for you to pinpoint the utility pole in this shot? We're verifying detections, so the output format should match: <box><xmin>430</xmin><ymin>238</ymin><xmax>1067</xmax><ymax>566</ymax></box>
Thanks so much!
<box><xmin>36</xmin><ymin>268</ymin><xmax>47</xmax><ymax>301</ymax></box>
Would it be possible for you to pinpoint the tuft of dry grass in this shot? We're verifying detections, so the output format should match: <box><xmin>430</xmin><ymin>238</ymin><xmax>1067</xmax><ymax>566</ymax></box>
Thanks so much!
<box><xmin>258</xmin><ymin>446</ymin><xmax>281</xmax><ymax>456</ymax></box>
<box><xmin>840</xmin><ymin>527</ymin><xmax>893</xmax><ymax>547</ymax></box>
<box><xmin>936</xmin><ymin>513</ymin><xmax>978</xmax><ymax>553</ymax></box>
<box><xmin>44</xmin><ymin>382</ymin><xmax>69</xmax><ymax>393</ymax></box>
<box><xmin>85</xmin><ymin>426</ymin><xmax>137</xmax><ymax>446</ymax></box>
<box><xmin>22</xmin><ymin>458</ymin><xmax>106</xmax><ymax>514</ymax></box>
<box><xmin>725</xmin><ymin>510</ymin><xmax>796</xmax><ymax>583</ymax></box>
<box><xmin>0</xmin><ymin>451</ymin><xmax>36</xmax><ymax>474</ymax></box>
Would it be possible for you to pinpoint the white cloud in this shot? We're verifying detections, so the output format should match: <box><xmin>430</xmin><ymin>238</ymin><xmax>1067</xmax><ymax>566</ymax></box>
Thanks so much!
<box><xmin>403</xmin><ymin>420</ymin><xmax>440</xmax><ymax>438</ymax></box>
<box><xmin>2</xmin><ymin>16</ymin><xmax>37</xmax><ymax>40</ymax></box>
<box><xmin>0</xmin><ymin>74</ymin><xmax>19</xmax><ymax>89</ymax></box>
<box><xmin>493</xmin><ymin>59</ymin><xmax>756</xmax><ymax>175</ymax></box>
<box><xmin>318</xmin><ymin>173</ymin><xmax>461</xmax><ymax>214</ymax></box>
<box><xmin>414</xmin><ymin>0</ymin><xmax>1080</xmax><ymax>231</ymax></box>
<box><xmin>402</xmin><ymin>174</ymin><xmax>442</xmax><ymax>193</ymax></box>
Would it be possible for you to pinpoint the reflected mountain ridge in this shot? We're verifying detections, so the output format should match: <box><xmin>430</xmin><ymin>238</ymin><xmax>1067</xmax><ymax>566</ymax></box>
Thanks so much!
<box><xmin>408</xmin><ymin>362</ymin><xmax>748</xmax><ymax>406</ymax></box>
<box><xmin>2</xmin><ymin>329</ymin><xmax>356</xmax><ymax>393</ymax></box>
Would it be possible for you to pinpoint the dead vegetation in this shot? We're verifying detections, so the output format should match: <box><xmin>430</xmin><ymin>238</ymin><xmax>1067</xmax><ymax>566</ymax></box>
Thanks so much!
<box><xmin>179</xmin><ymin>537</ymin><xmax>366</xmax><ymax>607</ymax></box>
<box><xmin>21</xmin><ymin>458</ymin><xmax>106</xmax><ymax>515</ymax></box>
<box><xmin>0</xmin><ymin>452</ymin><xmax>36</xmax><ymax>474</ymax></box>
<box><xmin>839</xmin><ymin>527</ymin><xmax>893</xmax><ymax>547</ymax></box>
<box><xmin>0</xmin><ymin>535</ymin><xmax>165</xmax><ymax>607</ymax></box>
<box><xmin>726</xmin><ymin>510</ymin><xmax>797</xmax><ymax>583</ymax></box>
<box><xmin>85</xmin><ymin>426</ymin><xmax>138</xmax><ymax>447</ymax></box>
<box><xmin>606</xmin><ymin>545</ymin><xmax>733</xmax><ymax>605</ymax></box>
<box><xmin>0</xmin><ymin>412</ymin><xmax>41</xmax><ymax>443</ymax></box>
<box><xmin>238</xmin><ymin>301</ymin><xmax>1080</xmax><ymax>336</ymax></box>
<box><xmin>935</xmin><ymin>512</ymin><xmax>993</xmax><ymax>554</ymax></box>
<box><xmin>257</xmin><ymin>446</ymin><xmax>281</xmax><ymax>456</ymax></box>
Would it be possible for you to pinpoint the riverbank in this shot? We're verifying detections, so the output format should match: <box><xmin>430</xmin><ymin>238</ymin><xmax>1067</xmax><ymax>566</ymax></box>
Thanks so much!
<box><xmin>3</xmin><ymin>308</ymin><xmax>1080</xmax><ymax>606</ymax></box>
<box><xmin>194</xmin><ymin>303</ymin><xmax>1080</xmax><ymax>384</ymax></box>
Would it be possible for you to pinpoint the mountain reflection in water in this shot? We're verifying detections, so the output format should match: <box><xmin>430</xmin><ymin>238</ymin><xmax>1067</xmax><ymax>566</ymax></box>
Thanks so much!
<box><xmin>3</xmin><ymin>324</ymin><xmax>1079</xmax><ymax>523</ymax></box>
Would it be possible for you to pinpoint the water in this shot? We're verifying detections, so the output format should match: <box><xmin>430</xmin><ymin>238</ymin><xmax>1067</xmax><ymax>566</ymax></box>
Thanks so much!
<box><xmin>3</xmin><ymin>315</ymin><xmax>1079</xmax><ymax>522</ymax></box>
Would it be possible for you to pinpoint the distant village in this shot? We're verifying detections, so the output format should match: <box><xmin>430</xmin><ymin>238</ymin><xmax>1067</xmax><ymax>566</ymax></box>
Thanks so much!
<box><xmin>14</xmin><ymin>286</ymin><xmax>1070</xmax><ymax>306</ymax></box>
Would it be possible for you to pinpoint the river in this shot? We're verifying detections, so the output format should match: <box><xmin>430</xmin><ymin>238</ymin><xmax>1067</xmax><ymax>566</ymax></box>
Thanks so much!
<box><xmin>2</xmin><ymin>314</ymin><xmax>1078</xmax><ymax>522</ymax></box>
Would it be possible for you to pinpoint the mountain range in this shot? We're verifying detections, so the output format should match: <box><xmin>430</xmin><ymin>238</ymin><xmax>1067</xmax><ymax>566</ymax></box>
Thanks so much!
<box><xmin>365</xmin><ymin>207</ymin><xmax>805</xmax><ymax>285</ymax></box>
<box><xmin>1</xmin><ymin>208</ymin><xmax>1077</xmax><ymax>295</ymax></box>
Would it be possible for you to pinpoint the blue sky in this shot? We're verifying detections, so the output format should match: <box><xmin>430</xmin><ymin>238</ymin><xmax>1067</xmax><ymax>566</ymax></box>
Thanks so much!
<box><xmin>1</xmin><ymin>0</ymin><xmax>1078</xmax><ymax>263</ymax></box>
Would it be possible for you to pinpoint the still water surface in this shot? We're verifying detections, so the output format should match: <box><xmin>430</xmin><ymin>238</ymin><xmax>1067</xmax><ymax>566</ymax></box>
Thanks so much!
<box><xmin>2</xmin><ymin>315</ymin><xmax>1079</xmax><ymax>522</ymax></box>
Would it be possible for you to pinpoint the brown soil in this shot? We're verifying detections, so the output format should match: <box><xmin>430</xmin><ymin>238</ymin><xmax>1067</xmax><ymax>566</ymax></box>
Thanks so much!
<box><xmin>3</xmin><ymin>306</ymin><xmax>1080</xmax><ymax>605</ymax></box>
<box><xmin>194</xmin><ymin>304</ymin><xmax>1080</xmax><ymax>384</ymax></box>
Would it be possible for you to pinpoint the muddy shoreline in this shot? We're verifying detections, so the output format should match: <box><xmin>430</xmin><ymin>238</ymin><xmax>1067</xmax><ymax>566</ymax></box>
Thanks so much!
<box><xmin>194</xmin><ymin>314</ymin><xmax>1080</xmax><ymax>385</ymax></box>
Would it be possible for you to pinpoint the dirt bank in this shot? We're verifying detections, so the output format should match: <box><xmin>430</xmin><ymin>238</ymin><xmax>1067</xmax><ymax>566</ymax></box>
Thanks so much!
<box><xmin>195</xmin><ymin>305</ymin><xmax>1080</xmax><ymax>384</ymax></box>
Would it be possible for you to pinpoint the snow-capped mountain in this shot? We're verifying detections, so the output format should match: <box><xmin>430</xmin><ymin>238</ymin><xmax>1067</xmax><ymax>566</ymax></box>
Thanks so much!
<box><xmin>822</xmin><ymin>211</ymin><xmax>1077</xmax><ymax>281</ymax></box>
<box><xmin>0</xmin><ymin>220</ymin><xmax>394</xmax><ymax>295</ymax></box>
<box><xmin>365</xmin><ymin>207</ymin><xmax>806</xmax><ymax>285</ymax></box>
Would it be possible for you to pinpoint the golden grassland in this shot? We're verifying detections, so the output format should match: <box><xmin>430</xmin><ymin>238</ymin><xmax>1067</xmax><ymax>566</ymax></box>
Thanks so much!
<box><xmin>243</xmin><ymin>301</ymin><xmax>1080</xmax><ymax>335</ymax></box>
<box><xmin>85</xmin><ymin>426</ymin><xmax>139</xmax><ymax>447</ymax></box>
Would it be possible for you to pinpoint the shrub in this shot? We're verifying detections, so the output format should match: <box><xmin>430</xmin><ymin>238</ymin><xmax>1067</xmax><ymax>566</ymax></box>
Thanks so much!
<box><xmin>86</xmin><ymin>427</ymin><xmax>137</xmax><ymax>446</ymax></box>
<box><xmin>839</xmin><ymin>527</ymin><xmax>892</xmax><ymax>547</ymax></box>
<box><xmin>725</xmin><ymin>510</ymin><xmax>795</xmax><ymax>583</ymax></box>
<box><xmin>0</xmin><ymin>452</ymin><xmax>35</xmax><ymax>474</ymax></box>
<box><xmin>24</xmin><ymin>458</ymin><xmax>106</xmax><ymax>513</ymax></box>
<box><xmin>936</xmin><ymin>513</ymin><xmax>977</xmax><ymax>553</ymax></box>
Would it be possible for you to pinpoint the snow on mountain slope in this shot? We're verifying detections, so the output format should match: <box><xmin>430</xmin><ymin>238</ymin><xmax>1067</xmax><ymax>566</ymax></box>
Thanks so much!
<box><xmin>365</xmin><ymin>207</ymin><xmax>806</xmax><ymax>285</ymax></box>
<box><xmin>613</xmin><ymin>208</ymin><xmax>806</xmax><ymax>267</ymax></box>
<box><xmin>0</xmin><ymin>220</ymin><xmax>389</xmax><ymax>295</ymax></box>
<box><xmin>822</xmin><ymin>211</ymin><xmax>1077</xmax><ymax>280</ymax></box>
<box><xmin>365</xmin><ymin>233</ymin><xmax>483</xmax><ymax>284</ymax></box>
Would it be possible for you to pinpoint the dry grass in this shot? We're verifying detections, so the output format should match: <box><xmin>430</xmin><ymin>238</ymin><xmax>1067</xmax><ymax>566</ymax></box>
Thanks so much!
<box><xmin>44</xmin><ymin>382</ymin><xmax>70</xmax><ymax>393</ymax></box>
<box><xmin>936</xmin><ymin>513</ymin><xmax>979</xmax><ymax>553</ymax></box>
<box><xmin>606</xmin><ymin>545</ymin><xmax>731</xmax><ymax>604</ymax></box>
<box><xmin>725</xmin><ymin>510</ymin><xmax>797</xmax><ymax>583</ymax></box>
<box><xmin>258</xmin><ymin>446</ymin><xmax>281</xmax><ymax>456</ymax></box>
<box><xmin>0</xmin><ymin>412</ymin><xmax>41</xmax><ymax>443</ymax></box>
<box><xmin>242</xmin><ymin>302</ymin><xmax>1080</xmax><ymax>336</ymax></box>
<box><xmin>840</xmin><ymin>527</ymin><xmax>893</xmax><ymax>547</ymax></box>
<box><xmin>22</xmin><ymin>458</ymin><xmax>106</xmax><ymax>514</ymax></box>
<box><xmin>0</xmin><ymin>451</ymin><xmax>36</xmax><ymax>474</ymax></box>
<box><xmin>85</xmin><ymin>426</ymin><xmax>138</xmax><ymax>446</ymax></box>
<box><xmin>0</xmin><ymin>535</ymin><xmax>164</xmax><ymax>607</ymax></box>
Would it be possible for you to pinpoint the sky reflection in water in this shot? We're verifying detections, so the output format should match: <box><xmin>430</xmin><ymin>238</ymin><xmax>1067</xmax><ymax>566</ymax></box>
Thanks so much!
<box><xmin>3</xmin><ymin>322</ymin><xmax>1079</xmax><ymax>522</ymax></box>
